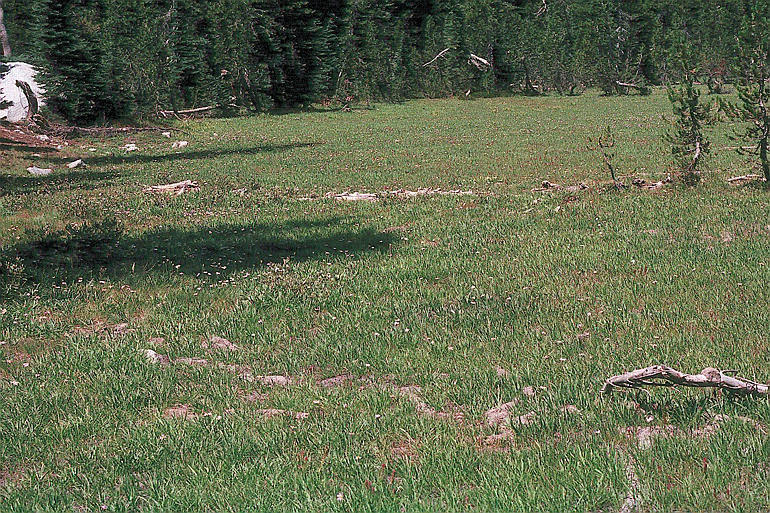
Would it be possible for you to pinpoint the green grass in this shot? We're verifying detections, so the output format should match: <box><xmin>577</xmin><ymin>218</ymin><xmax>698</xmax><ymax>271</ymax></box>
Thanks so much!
<box><xmin>1</xmin><ymin>89</ymin><xmax>769</xmax><ymax>512</ymax></box>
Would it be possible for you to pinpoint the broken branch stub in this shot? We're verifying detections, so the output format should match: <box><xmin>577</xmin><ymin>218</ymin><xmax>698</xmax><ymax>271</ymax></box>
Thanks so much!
<box><xmin>468</xmin><ymin>53</ymin><xmax>492</xmax><ymax>71</ymax></box>
<box><xmin>602</xmin><ymin>365</ymin><xmax>769</xmax><ymax>396</ymax></box>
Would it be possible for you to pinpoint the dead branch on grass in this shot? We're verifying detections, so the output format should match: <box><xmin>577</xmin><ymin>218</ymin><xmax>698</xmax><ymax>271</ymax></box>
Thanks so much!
<box><xmin>616</xmin><ymin>81</ymin><xmax>650</xmax><ymax>95</ymax></box>
<box><xmin>602</xmin><ymin>365</ymin><xmax>769</xmax><ymax>396</ymax></box>
<box><xmin>143</xmin><ymin>180</ymin><xmax>199</xmax><ymax>196</ymax></box>
<box><xmin>727</xmin><ymin>174</ymin><xmax>765</xmax><ymax>183</ymax></box>
<box><xmin>319</xmin><ymin>188</ymin><xmax>474</xmax><ymax>202</ymax></box>
<box><xmin>158</xmin><ymin>104</ymin><xmax>239</xmax><ymax>119</ymax></box>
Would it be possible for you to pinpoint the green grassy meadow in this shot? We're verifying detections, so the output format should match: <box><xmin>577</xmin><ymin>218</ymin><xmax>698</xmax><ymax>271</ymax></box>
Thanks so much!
<box><xmin>1</xmin><ymin>89</ymin><xmax>769</xmax><ymax>512</ymax></box>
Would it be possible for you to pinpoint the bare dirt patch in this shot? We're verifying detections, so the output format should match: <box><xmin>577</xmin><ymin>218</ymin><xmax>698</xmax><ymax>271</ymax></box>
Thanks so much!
<box><xmin>175</xmin><ymin>357</ymin><xmax>210</xmax><ymax>367</ymax></box>
<box><xmin>202</xmin><ymin>335</ymin><xmax>239</xmax><ymax>352</ymax></box>
<box><xmin>482</xmin><ymin>403</ymin><xmax>539</xmax><ymax>446</ymax></box>
<box><xmin>484</xmin><ymin>400</ymin><xmax>521</xmax><ymax>428</ymax></box>
<box><xmin>392</xmin><ymin>385</ymin><xmax>464</xmax><ymax>421</ymax></box>
<box><xmin>240</xmin><ymin>390</ymin><xmax>270</xmax><ymax>403</ymax></box>
<box><xmin>255</xmin><ymin>409</ymin><xmax>309</xmax><ymax>420</ymax></box>
<box><xmin>319</xmin><ymin>374</ymin><xmax>354</xmax><ymax>388</ymax></box>
<box><xmin>215</xmin><ymin>363</ymin><xmax>294</xmax><ymax>386</ymax></box>
<box><xmin>162</xmin><ymin>404</ymin><xmax>235</xmax><ymax>421</ymax></box>
<box><xmin>255</xmin><ymin>375</ymin><xmax>293</xmax><ymax>387</ymax></box>
<box><xmin>163</xmin><ymin>404</ymin><xmax>199</xmax><ymax>420</ymax></box>
<box><xmin>390</xmin><ymin>440</ymin><xmax>420</xmax><ymax>462</ymax></box>
<box><xmin>622</xmin><ymin>424</ymin><xmax>680</xmax><ymax>449</ymax></box>
<box><xmin>495</xmin><ymin>366</ymin><xmax>511</xmax><ymax>377</ymax></box>
<box><xmin>621</xmin><ymin>414</ymin><xmax>766</xmax><ymax>449</ymax></box>
<box><xmin>71</xmin><ymin>320</ymin><xmax>134</xmax><ymax>338</ymax></box>
<box><xmin>0</xmin><ymin>467</ymin><xmax>24</xmax><ymax>489</ymax></box>
<box><xmin>382</xmin><ymin>224</ymin><xmax>411</xmax><ymax>234</ymax></box>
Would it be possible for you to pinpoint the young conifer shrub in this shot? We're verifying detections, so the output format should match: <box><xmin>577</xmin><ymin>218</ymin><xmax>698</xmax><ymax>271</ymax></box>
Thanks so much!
<box><xmin>665</xmin><ymin>66</ymin><xmax>711</xmax><ymax>185</ymax></box>
<box><xmin>722</xmin><ymin>1</ymin><xmax>770</xmax><ymax>183</ymax></box>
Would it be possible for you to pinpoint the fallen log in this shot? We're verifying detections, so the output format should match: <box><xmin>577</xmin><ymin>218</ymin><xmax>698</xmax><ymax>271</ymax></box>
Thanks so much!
<box><xmin>602</xmin><ymin>365</ymin><xmax>769</xmax><ymax>396</ymax></box>
<box><xmin>158</xmin><ymin>103</ymin><xmax>239</xmax><ymax>118</ymax></box>
<box><xmin>143</xmin><ymin>180</ymin><xmax>199</xmax><ymax>196</ymax></box>
<box><xmin>727</xmin><ymin>174</ymin><xmax>764</xmax><ymax>183</ymax></box>
<box><xmin>615</xmin><ymin>81</ymin><xmax>650</xmax><ymax>94</ymax></box>
<box><xmin>159</xmin><ymin>105</ymin><xmax>217</xmax><ymax>118</ymax></box>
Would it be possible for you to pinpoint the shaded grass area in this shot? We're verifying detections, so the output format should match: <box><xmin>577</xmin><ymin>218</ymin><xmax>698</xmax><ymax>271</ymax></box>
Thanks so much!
<box><xmin>0</xmin><ymin>89</ymin><xmax>769</xmax><ymax>512</ymax></box>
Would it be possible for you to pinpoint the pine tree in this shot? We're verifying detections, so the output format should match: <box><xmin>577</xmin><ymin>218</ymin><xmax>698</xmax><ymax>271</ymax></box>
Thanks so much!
<box><xmin>0</xmin><ymin>0</ymin><xmax>758</xmax><ymax>122</ymax></box>
<box><xmin>723</xmin><ymin>0</ymin><xmax>770</xmax><ymax>183</ymax></box>
<box><xmin>36</xmin><ymin>0</ymin><xmax>116</xmax><ymax>123</ymax></box>
<box><xmin>665</xmin><ymin>58</ymin><xmax>711</xmax><ymax>185</ymax></box>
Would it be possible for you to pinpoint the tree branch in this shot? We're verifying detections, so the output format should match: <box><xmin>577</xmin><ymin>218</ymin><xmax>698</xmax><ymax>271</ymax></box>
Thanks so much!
<box><xmin>423</xmin><ymin>48</ymin><xmax>450</xmax><ymax>67</ymax></box>
<box><xmin>602</xmin><ymin>365</ymin><xmax>769</xmax><ymax>396</ymax></box>
<box><xmin>15</xmin><ymin>80</ymin><xmax>38</xmax><ymax>123</ymax></box>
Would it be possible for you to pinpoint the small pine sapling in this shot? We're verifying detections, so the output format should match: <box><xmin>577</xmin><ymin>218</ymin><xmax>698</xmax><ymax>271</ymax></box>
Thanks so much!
<box><xmin>588</xmin><ymin>125</ymin><xmax>622</xmax><ymax>188</ymax></box>
<box><xmin>665</xmin><ymin>69</ymin><xmax>712</xmax><ymax>185</ymax></box>
<box><xmin>722</xmin><ymin>2</ymin><xmax>770</xmax><ymax>184</ymax></box>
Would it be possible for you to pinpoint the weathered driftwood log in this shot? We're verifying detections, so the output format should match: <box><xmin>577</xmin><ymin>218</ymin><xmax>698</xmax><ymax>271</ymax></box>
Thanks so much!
<box><xmin>158</xmin><ymin>105</ymin><xmax>218</xmax><ymax>117</ymax></box>
<box><xmin>727</xmin><ymin>174</ymin><xmax>764</xmax><ymax>183</ymax></box>
<box><xmin>143</xmin><ymin>180</ymin><xmax>199</xmax><ymax>196</ymax></box>
<box><xmin>158</xmin><ymin>103</ymin><xmax>238</xmax><ymax>118</ymax></box>
<box><xmin>602</xmin><ymin>365</ymin><xmax>769</xmax><ymax>396</ymax></box>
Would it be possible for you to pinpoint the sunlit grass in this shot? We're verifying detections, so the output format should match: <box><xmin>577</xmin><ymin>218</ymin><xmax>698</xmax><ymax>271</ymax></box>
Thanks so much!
<box><xmin>1</xmin><ymin>89</ymin><xmax>768</xmax><ymax>512</ymax></box>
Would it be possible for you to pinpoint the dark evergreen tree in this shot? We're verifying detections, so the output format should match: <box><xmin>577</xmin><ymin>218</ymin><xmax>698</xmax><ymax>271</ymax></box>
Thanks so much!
<box><xmin>0</xmin><ymin>0</ymin><xmax>755</xmax><ymax>122</ymax></box>
<box><xmin>35</xmin><ymin>0</ymin><xmax>118</xmax><ymax>123</ymax></box>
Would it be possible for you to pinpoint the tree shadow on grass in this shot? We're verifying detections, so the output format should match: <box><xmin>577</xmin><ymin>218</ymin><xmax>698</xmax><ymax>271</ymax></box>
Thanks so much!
<box><xmin>44</xmin><ymin>142</ymin><xmax>318</xmax><ymax>169</ymax></box>
<box><xmin>267</xmin><ymin>104</ymin><xmax>378</xmax><ymax>117</ymax></box>
<box><xmin>0</xmin><ymin>170</ymin><xmax>123</xmax><ymax>197</ymax></box>
<box><xmin>0</xmin><ymin>143</ymin><xmax>58</xmax><ymax>153</ymax></box>
<box><xmin>1</xmin><ymin>216</ymin><xmax>397</xmax><ymax>298</ymax></box>
<box><xmin>629</xmin><ymin>390</ymin><xmax>763</xmax><ymax>425</ymax></box>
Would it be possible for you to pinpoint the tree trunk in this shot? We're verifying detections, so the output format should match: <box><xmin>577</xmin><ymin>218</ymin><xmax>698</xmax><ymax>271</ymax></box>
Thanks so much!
<box><xmin>15</xmin><ymin>80</ymin><xmax>39</xmax><ymax>122</ymax></box>
<box><xmin>761</xmin><ymin>136</ymin><xmax>769</xmax><ymax>183</ymax></box>
<box><xmin>0</xmin><ymin>1</ymin><xmax>11</xmax><ymax>58</ymax></box>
